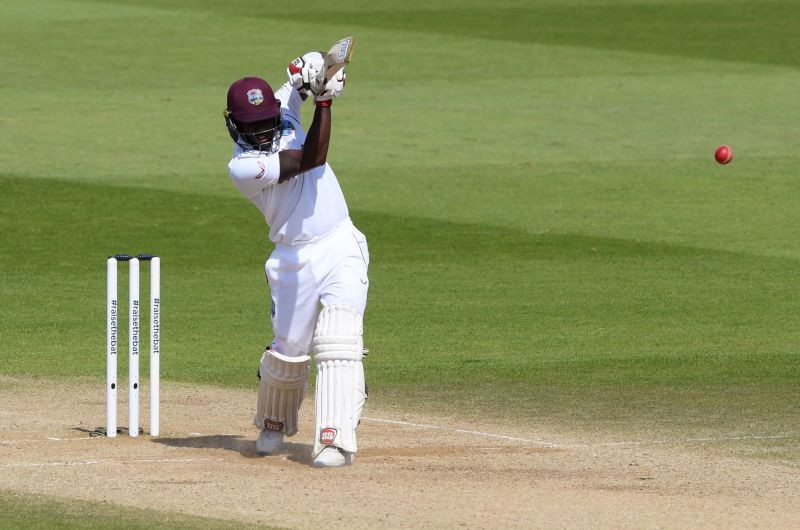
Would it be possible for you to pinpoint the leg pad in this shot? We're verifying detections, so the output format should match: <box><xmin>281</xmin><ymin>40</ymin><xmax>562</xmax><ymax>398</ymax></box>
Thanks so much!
<box><xmin>312</xmin><ymin>305</ymin><xmax>366</xmax><ymax>457</ymax></box>
<box><xmin>254</xmin><ymin>349</ymin><xmax>311</xmax><ymax>436</ymax></box>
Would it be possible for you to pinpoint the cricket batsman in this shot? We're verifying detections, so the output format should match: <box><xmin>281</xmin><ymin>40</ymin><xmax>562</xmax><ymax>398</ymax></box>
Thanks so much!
<box><xmin>223</xmin><ymin>47</ymin><xmax>369</xmax><ymax>467</ymax></box>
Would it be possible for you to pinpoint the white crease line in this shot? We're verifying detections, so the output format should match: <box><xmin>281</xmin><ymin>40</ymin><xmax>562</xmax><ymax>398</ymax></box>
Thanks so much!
<box><xmin>361</xmin><ymin>417</ymin><xmax>563</xmax><ymax>448</ymax></box>
<box><xmin>0</xmin><ymin>437</ymin><xmax>97</xmax><ymax>445</ymax></box>
<box><xmin>1</xmin><ymin>433</ymin><xmax>247</xmax><ymax>445</ymax></box>
<box><xmin>1</xmin><ymin>457</ymin><xmax>224</xmax><ymax>468</ymax></box>
<box><xmin>3</xmin><ymin>424</ymin><xmax>798</xmax><ymax>452</ymax></box>
<box><xmin>362</xmin><ymin>417</ymin><xmax>800</xmax><ymax>449</ymax></box>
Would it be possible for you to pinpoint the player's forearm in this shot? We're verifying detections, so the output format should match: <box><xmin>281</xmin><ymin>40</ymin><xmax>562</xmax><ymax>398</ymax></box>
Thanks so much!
<box><xmin>298</xmin><ymin>104</ymin><xmax>331</xmax><ymax>172</ymax></box>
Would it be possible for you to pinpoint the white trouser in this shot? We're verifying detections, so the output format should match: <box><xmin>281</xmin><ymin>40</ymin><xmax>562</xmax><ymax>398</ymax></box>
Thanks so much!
<box><xmin>265</xmin><ymin>217</ymin><xmax>369</xmax><ymax>358</ymax></box>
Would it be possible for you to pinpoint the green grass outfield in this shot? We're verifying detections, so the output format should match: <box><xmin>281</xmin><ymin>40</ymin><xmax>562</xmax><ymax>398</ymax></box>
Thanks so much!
<box><xmin>0</xmin><ymin>490</ymin><xmax>272</xmax><ymax>530</ymax></box>
<box><xmin>2</xmin><ymin>0</ymin><xmax>800</xmax><ymax>522</ymax></box>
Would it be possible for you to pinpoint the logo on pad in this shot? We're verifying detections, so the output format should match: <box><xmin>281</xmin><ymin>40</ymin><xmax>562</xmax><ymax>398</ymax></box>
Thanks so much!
<box><xmin>264</xmin><ymin>419</ymin><xmax>284</xmax><ymax>432</ymax></box>
<box><xmin>320</xmin><ymin>428</ymin><xmax>337</xmax><ymax>444</ymax></box>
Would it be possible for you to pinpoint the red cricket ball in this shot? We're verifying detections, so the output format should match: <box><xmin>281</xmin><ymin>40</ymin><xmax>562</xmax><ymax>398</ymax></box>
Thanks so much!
<box><xmin>715</xmin><ymin>145</ymin><xmax>733</xmax><ymax>165</ymax></box>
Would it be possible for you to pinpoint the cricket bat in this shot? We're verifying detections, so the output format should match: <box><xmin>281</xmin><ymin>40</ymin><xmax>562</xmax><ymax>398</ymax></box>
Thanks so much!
<box><xmin>316</xmin><ymin>36</ymin><xmax>355</xmax><ymax>87</ymax></box>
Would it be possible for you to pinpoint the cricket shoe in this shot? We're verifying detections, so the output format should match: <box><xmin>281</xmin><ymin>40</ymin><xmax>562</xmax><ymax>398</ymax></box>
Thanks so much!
<box><xmin>255</xmin><ymin>430</ymin><xmax>284</xmax><ymax>455</ymax></box>
<box><xmin>313</xmin><ymin>446</ymin><xmax>355</xmax><ymax>467</ymax></box>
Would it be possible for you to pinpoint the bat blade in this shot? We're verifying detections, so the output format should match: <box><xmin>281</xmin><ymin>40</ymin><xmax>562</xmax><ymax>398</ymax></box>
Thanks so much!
<box><xmin>316</xmin><ymin>36</ymin><xmax>355</xmax><ymax>87</ymax></box>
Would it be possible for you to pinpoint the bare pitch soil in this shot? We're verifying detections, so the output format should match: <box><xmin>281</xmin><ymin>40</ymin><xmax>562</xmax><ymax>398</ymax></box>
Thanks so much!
<box><xmin>1</xmin><ymin>375</ymin><xmax>798</xmax><ymax>528</ymax></box>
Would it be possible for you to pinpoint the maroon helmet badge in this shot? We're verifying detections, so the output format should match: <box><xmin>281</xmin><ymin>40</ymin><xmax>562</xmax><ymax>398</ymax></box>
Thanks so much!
<box><xmin>247</xmin><ymin>88</ymin><xmax>264</xmax><ymax>106</ymax></box>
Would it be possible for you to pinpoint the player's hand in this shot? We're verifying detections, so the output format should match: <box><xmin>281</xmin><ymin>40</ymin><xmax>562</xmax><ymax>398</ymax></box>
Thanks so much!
<box><xmin>315</xmin><ymin>69</ymin><xmax>346</xmax><ymax>104</ymax></box>
<box><xmin>287</xmin><ymin>51</ymin><xmax>324</xmax><ymax>101</ymax></box>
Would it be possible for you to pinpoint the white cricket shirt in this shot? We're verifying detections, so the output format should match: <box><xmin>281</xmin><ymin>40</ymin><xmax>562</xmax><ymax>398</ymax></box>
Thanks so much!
<box><xmin>228</xmin><ymin>82</ymin><xmax>349</xmax><ymax>246</ymax></box>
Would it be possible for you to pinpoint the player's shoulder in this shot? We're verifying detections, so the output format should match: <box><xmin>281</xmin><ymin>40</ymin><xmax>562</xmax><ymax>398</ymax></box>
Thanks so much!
<box><xmin>280</xmin><ymin>104</ymin><xmax>301</xmax><ymax>126</ymax></box>
<box><xmin>230</xmin><ymin>146</ymin><xmax>275</xmax><ymax>161</ymax></box>
<box><xmin>230</xmin><ymin>144</ymin><xmax>245</xmax><ymax>159</ymax></box>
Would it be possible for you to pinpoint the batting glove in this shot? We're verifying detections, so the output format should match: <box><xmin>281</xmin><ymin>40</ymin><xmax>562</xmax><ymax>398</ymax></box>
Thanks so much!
<box><xmin>287</xmin><ymin>51</ymin><xmax>324</xmax><ymax>101</ymax></box>
<box><xmin>315</xmin><ymin>69</ymin><xmax>346</xmax><ymax>106</ymax></box>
